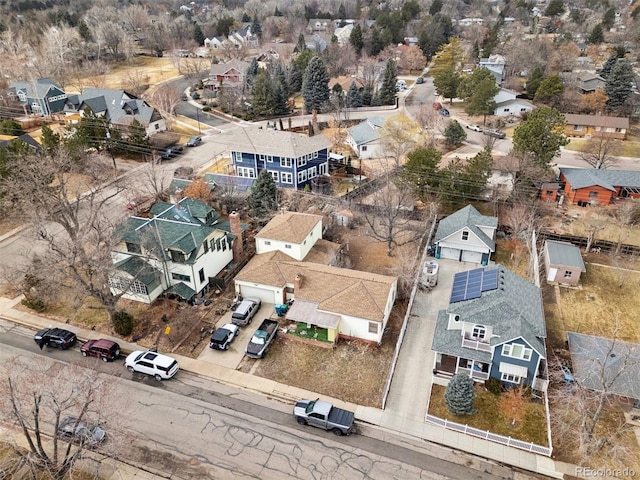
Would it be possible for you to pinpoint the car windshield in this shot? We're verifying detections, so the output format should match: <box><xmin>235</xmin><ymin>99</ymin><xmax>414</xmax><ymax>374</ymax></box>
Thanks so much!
<box><xmin>305</xmin><ymin>400</ymin><xmax>316</xmax><ymax>414</ymax></box>
<box><xmin>134</xmin><ymin>352</ymin><xmax>145</xmax><ymax>362</ymax></box>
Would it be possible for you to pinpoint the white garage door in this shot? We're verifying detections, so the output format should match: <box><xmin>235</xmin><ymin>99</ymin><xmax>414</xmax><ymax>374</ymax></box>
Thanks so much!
<box><xmin>439</xmin><ymin>247</ymin><xmax>460</xmax><ymax>260</ymax></box>
<box><xmin>461</xmin><ymin>250</ymin><xmax>483</xmax><ymax>263</ymax></box>
<box><xmin>238</xmin><ymin>285</ymin><xmax>277</xmax><ymax>304</ymax></box>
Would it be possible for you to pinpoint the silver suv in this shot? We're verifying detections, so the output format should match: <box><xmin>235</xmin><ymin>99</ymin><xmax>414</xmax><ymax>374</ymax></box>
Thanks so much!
<box><xmin>483</xmin><ymin>129</ymin><xmax>506</xmax><ymax>139</ymax></box>
<box><xmin>231</xmin><ymin>297</ymin><xmax>261</xmax><ymax>326</ymax></box>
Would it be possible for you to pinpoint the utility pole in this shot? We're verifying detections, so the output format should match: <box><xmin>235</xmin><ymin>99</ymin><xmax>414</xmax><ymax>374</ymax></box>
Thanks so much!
<box><xmin>105</xmin><ymin>130</ymin><xmax>117</xmax><ymax>170</ymax></box>
<box><xmin>196</xmin><ymin>108</ymin><xmax>201</xmax><ymax>135</ymax></box>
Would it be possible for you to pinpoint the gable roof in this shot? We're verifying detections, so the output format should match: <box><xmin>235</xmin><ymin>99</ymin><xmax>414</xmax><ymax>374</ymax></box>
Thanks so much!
<box><xmin>209</xmin><ymin>60</ymin><xmax>250</xmax><ymax>77</ymax></box>
<box><xmin>256</xmin><ymin>211</ymin><xmax>322</xmax><ymax>244</ymax></box>
<box><xmin>10</xmin><ymin>78</ymin><xmax>64</xmax><ymax>98</ymax></box>
<box><xmin>568</xmin><ymin>332</ymin><xmax>640</xmax><ymax>399</ymax></box>
<box><xmin>434</xmin><ymin>205</ymin><xmax>498</xmax><ymax>250</ymax></box>
<box><xmin>347</xmin><ymin>117</ymin><xmax>385</xmax><ymax>146</ymax></box>
<box><xmin>433</xmin><ymin>265</ymin><xmax>546</xmax><ymax>356</ymax></box>
<box><xmin>217</xmin><ymin>126</ymin><xmax>332</xmax><ymax>157</ymax></box>
<box><xmin>560</xmin><ymin>167</ymin><xmax>640</xmax><ymax>191</ymax></box>
<box><xmin>235</xmin><ymin>251</ymin><xmax>396</xmax><ymax>321</ymax></box>
<box><xmin>563</xmin><ymin>114</ymin><xmax>629</xmax><ymax>130</ymax></box>
<box><xmin>77</xmin><ymin>88</ymin><xmax>158</xmax><ymax>127</ymax></box>
<box><xmin>545</xmin><ymin>240</ymin><xmax>586</xmax><ymax>271</ymax></box>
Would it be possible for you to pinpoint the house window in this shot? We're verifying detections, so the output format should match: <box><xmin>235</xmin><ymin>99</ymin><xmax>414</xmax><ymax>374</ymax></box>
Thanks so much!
<box><xmin>126</xmin><ymin>242</ymin><xmax>141</xmax><ymax>254</ymax></box>
<box><xmin>501</xmin><ymin>372</ymin><xmax>521</xmax><ymax>384</ymax></box>
<box><xmin>281</xmin><ymin>172</ymin><xmax>293</xmax><ymax>183</ymax></box>
<box><xmin>362</xmin><ymin>146</ymin><xmax>368</xmax><ymax>151</ymax></box>
<box><xmin>313</xmin><ymin>151</ymin><xmax>318</xmax><ymax>158</ymax></box>
<box><xmin>298</xmin><ymin>170</ymin><xmax>307</xmax><ymax>183</ymax></box>
<box><xmin>172</xmin><ymin>272</ymin><xmax>190</xmax><ymax>282</ymax></box>
<box><xmin>264</xmin><ymin>241</ymin><xmax>271</xmax><ymax>246</ymax></box>
<box><xmin>461</xmin><ymin>231</ymin><xmax>469</xmax><ymax>241</ymax></box>
<box><xmin>520</xmin><ymin>108</ymin><xmax>527</xmax><ymax>112</ymax></box>
<box><xmin>502</xmin><ymin>344</ymin><xmax>533</xmax><ymax>361</ymax></box>
<box><xmin>615</xmin><ymin>128</ymin><xmax>622</xmax><ymax>133</ymax></box>
<box><xmin>170</xmin><ymin>250</ymin><xmax>186</xmax><ymax>263</ymax></box>
<box><xmin>285</xmin><ymin>244</ymin><xmax>292</xmax><ymax>249</ymax></box>
<box><xmin>319</xmin><ymin>163</ymin><xmax>328</xmax><ymax>175</ymax></box>
<box><xmin>280</xmin><ymin>158</ymin><xmax>292</xmax><ymax>168</ymax></box>
<box><xmin>472</xmin><ymin>325</ymin><xmax>486</xmax><ymax>339</ymax></box>
<box><xmin>199</xmin><ymin>268</ymin><xmax>205</xmax><ymax>283</ymax></box>
<box><xmin>297</xmin><ymin>157</ymin><xmax>307</xmax><ymax>167</ymax></box>
<box><xmin>269</xmin><ymin>171</ymin><xmax>279</xmax><ymax>182</ymax></box>
<box><xmin>259</xmin><ymin>154</ymin><xmax>265</xmax><ymax>161</ymax></box>
<box><xmin>368</xmin><ymin>322</ymin><xmax>379</xmax><ymax>334</ymax></box>
<box><xmin>564</xmin><ymin>271</ymin><xmax>572</xmax><ymax>278</ymax></box>
<box><xmin>503</xmin><ymin>108</ymin><xmax>510</xmax><ymax>112</ymax></box>
<box><xmin>155</xmin><ymin>124</ymin><xmax>159</xmax><ymax>130</ymax></box>
<box><xmin>573</xmin><ymin>125</ymin><xmax>583</xmax><ymax>131</ymax></box>
<box><xmin>204</xmin><ymin>241</ymin><xmax>209</xmax><ymax>253</ymax></box>
<box><xmin>308</xmin><ymin>166</ymin><xmax>317</xmax><ymax>179</ymax></box>
<box><xmin>221</xmin><ymin>238</ymin><xmax>227</xmax><ymax>251</ymax></box>
<box><xmin>108</xmin><ymin>277</ymin><xmax>148</xmax><ymax>295</ymax></box>
<box><xmin>237</xmin><ymin>167</ymin><xmax>256</xmax><ymax>178</ymax></box>
<box><xmin>232</xmin><ymin>152</ymin><xmax>242</xmax><ymax>162</ymax></box>
<box><xmin>267</xmin><ymin>155</ymin><xmax>273</xmax><ymax>162</ymax></box>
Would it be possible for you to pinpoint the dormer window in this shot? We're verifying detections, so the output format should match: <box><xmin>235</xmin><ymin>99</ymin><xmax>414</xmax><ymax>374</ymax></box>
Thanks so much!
<box><xmin>472</xmin><ymin>325</ymin><xmax>486</xmax><ymax>339</ymax></box>
<box><xmin>461</xmin><ymin>230</ymin><xmax>469</xmax><ymax>241</ymax></box>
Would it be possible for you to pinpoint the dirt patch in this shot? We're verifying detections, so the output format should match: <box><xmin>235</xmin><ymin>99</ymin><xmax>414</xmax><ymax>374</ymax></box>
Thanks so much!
<box><xmin>237</xmin><ymin>302</ymin><xmax>407</xmax><ymax>407</ymax></box>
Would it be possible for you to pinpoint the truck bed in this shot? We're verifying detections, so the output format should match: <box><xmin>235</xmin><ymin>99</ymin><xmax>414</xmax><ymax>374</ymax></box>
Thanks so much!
<box><xmin>328</xmin><ymin>407</ymin><xmax>355</xmax><ymax>429</ymax></box>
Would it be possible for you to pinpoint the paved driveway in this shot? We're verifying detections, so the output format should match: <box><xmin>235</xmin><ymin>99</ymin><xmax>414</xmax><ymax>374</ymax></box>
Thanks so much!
<box><xmin>198</xmin><ymin>303</ymin><xmax>275</xmax><ymax>369</ymax></box>
<box><xmin>383</xmin><ymin>259</ymin><xmax>478</xmax><ymax>427</ymax></box>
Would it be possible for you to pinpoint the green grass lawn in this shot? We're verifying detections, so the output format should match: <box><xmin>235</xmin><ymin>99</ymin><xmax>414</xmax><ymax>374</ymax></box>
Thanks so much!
<box><xmin>289</xmin><ymin>323</ymin><xmax>330</xmax><ymax>342</ymax></box>
<box><xmin>429</xmin><ymin>384</ymin><xmax>549</xmax><ymax>446</ymax></box>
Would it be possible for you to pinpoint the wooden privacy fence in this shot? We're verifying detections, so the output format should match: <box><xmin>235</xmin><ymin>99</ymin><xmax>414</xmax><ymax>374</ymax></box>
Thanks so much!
<box><xmin>537</xmin><ymin>231</ymin><xmax>640</xmax><ymax>256</ymax></box>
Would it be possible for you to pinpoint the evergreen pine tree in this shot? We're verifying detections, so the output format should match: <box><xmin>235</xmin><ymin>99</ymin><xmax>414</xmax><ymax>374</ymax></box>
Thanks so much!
<box><xmin>349</xmin><ymin>24</ymin><xmax>364</xmax><ymax>56</ymax></box>
<box><xmin>193</xmin><ymin>23</ymin><xmax>205</xmax><ymax>46</ymax></box>
<box><xmin>600</xmin><ymin>52</ymin><xmax>620</xmax><ymax>79</ymax></box>
<box><xmin>302</xmin><ymin>56</ymin><xmax>330</xmax><ymax>113</ymax></box>
<box><xmin>251</xmin><ymin>70</ymin><xmax>276</xmax><ymax>117</ymax></box>
<box><xmin>379</xmin><ymin>59</ymin><xmax>398</xmax><ymax>106</ymax></box>
<box><xmin>40</xmin><ymin>124</ymin><xmax>61</xmax><ymax>156</ymax></box>
<box><xmin>249</xmin><ymin>169</ymin><xmax>278</xmax><ymax>220</ymax></box>
<box><xmin>242</xmin><ymin>12</ymin><xmax>251</xmax><ymax>22</ymax></box>
<box><xmin>444</xmin><ymin>374</ymin><xmax>476</xmax><ymax>415</ymax></box>
<box><xmin>296</xmin><ymin>33</ymin><xmax>306</xmax><ymax>53</ymax></box>
<box><xmin>347</xmin><ymin>81</ymin><xmax>362</xmax><ymax>108</ymax></box>
<box><xmin>127</xmin><ymin>119</ymin><xmax>151</xmax><ymax>156</ymax></box>
<box><xmin>360</xmin><ymin>86</ymin><xmax>373</xmax><ymax>106</ymax></box>
<box><xmin>444</xmin><ymin>120</ymin><xmax>467</xmax><ymax>147</ymax></box>
<box><xmin>525</xmin><ymin>66</ymin><xmax>545</xmax><ymax>97</ymax></box>
<box><xmin>245</xmin><ymin>57</ymin><xmax>260</xmax><ymax>92</ymax></box>
<box><xmin>605</xmin><ymin>58</ymin><xmax>634</xmax><ymax>110</ymax></box>
<box><xmin>273</xmin><ymin>83</ymin><xmax>290</xmax><ymax>115</ymax></box>
<box><xmin>251</xmin><ymin>15</ymin><xmax>262</xmax><ymax>38</ymax></box>
<box><xmin>588</xmin><ymin>24</ymin><xmax>604</xmax><ymax>44</ymax></box>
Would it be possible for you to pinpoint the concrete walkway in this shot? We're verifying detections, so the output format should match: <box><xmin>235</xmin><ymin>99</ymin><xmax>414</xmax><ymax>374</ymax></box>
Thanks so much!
<box><xmin>0</xmin><ymin>293</ymin><xmax>567</xmax><ymax>478</ymax></box>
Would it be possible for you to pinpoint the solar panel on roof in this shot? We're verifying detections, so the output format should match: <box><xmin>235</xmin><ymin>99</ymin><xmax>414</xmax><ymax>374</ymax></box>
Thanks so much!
<box><xmin>481</xmin><ymin>269</ymin><xmax>499</xmax><ymax>292</ymax></box>
<box><xmin>449</xmin><ymin>268</ymin><xmax>500</xmax><ymax>303</ymax></box>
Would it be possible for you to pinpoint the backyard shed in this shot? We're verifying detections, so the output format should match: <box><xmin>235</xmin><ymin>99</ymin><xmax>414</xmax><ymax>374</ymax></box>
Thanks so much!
<box><xmin>543</xmin><ymin>240</ymin><xmax>586</xmax><ymax>286</ymax></box>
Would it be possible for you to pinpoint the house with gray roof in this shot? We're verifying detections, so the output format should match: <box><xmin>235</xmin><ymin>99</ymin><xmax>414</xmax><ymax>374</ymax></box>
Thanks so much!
<box><xmin>10</xmin><ymin>78</ymin><xmax>67</xmax><ymax>116</ymax></box>
<box><xmin>493</xmin><ymin>88</ymin><xmax>534</xmax><ymax>117</ymax></box>
<box><xmin>109</xmin><ymin>198</ymin><xmax>242</xmax><ymax>304</ymax></box>
<box><xmin>558</xmin><ymin>167</ymin><xmax>640</xmax><ymax>205</ymax></box>
<box><xmin>568</xmin><ymin>332</ymin><xmax>640</xmax><ymax>401</ymax></box>
<box><xmin>220</xmin><ymin>126</ymin><xmax>331</xmax><ymax>190</ymax></box>
<box><xmin>346</xmin><ymin>117</ymin><xmax>386</xmax><ymax>159</ymax></box>
<box><xmin>68</xmin><ymin>88</ymin><xmax>165</xmax><ymax>136</ymax></box>
<box><xmin>543</xmin><ymin>240</ymin><xmax>586</xmax><ymax>286</ymax></box>
<box><xmin>432</xmin><ymin>265</ymin><xmax>547</xmax><ymax>390</ymax></box>
<box><xmin>434</xmin><ymin>205</ymin><xmax>497</xmax><ymax>265</ymax></box>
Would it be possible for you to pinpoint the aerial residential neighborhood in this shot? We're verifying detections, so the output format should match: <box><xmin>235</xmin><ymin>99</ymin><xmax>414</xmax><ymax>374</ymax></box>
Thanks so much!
<box><xmin>0</xmin><ymin>0</ymin><xmax>639</xmax><ymax>478</ymax></box>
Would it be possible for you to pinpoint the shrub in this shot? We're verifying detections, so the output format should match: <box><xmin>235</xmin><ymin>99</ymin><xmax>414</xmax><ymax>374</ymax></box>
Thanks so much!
<box><xmin>444</xmin><ymin>374</ymin><xmax>476</xmax><ymax>415</ymax></box>
<box><xmin>485</xmin><ymin>377</ymin><xmax>502</xmax><ymax>395</ymax></box>
<box><xmin>113</xmin><ymin>311</ymin><xmax>134</xmax><ymax>336</ymax></box>
<box><xmin>202</xmin><ymin>106</ymin><xmax>211</xmax><ymax>112</ymax></box>
<box><xmin>21</xmin><ymin>297</ymin><xmax>45</xmax><ymax>312</ymax></box>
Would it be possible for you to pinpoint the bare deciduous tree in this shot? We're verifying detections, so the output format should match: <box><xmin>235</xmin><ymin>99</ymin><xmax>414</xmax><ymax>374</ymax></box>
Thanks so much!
<box><xmin>379</xmin><ymin>115</ymin><xmax>419</xmax><ymax>168</ymax></box>
<box><xmin>149</xmin><ymin>84</ymin><xmax>183</xmax><ymax>129</ymax></box>
<box><xmin>122</xmin><ymin>69</ymin><xmax>151</xmax><ymax>97</ymax></box>
<box><xmin>578</xmin><ymin>136</ymin><xmax>620</xmax><ymax>170</ymax></box>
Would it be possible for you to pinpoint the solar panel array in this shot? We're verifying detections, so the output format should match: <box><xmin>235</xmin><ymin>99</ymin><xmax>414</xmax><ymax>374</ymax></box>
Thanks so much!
<box><xmin>449</xmin><ymin>268</ymin><xmax>500</xmax><ymax>303</ymax></box>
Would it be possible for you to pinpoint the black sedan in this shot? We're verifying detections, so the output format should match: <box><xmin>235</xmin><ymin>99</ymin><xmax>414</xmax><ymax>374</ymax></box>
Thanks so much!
<box><xmin>34</xmin><ymin>328</ymin><xmax>77</xmax><ymax>350</ymax></box>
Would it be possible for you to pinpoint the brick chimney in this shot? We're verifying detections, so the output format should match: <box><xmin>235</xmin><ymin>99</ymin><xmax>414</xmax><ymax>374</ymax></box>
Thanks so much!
<box><xmin>229</xmin><ymin>211</ymin><xmax>243</xmax><ymax>258</ymax></box>
<box><xmin>294</xmin><ymin>273</ymin><xmax>303</xmax><ymax>292</ymax></box>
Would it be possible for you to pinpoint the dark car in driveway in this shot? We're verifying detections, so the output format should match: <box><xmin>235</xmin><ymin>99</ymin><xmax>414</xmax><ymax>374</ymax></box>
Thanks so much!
<box><xmin>57</xmin><ymin>416</ymin><xmax>106</xmax><ymax>448</ymax></box>
<box><xmin>439</xmin><ymin>108</ymin><xmax>450</xmax><ymax>116</ymax></box>
<box><xmin>34</xmin><ymin>328</ymin><xmax>77</xmax><ymax>350</ymax></box>
<box><xmin>80</xmin><ymin>339</ymin><xmax>120</xmax><ymax>362</ymax></box>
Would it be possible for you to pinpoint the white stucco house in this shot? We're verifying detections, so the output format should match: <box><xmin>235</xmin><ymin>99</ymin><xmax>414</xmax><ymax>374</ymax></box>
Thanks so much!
<box><xmin>433</xmin><ymin>205</ymin><xmax>497</xmax><ymax>265</ymax></box>
<box><xmin>493</xmin><ymin>88</ymin><xmax>534</xmax><ymax>117</ymax></box>
<box><xmin>234</xmin><ymin>211</ymin><xmax>398</xmax><ymax>344</ymax></box>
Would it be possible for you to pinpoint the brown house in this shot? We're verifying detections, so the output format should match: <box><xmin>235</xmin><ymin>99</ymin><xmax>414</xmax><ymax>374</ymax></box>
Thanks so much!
<box><xmin>543</xmin><ymin>240</ymin><xmax>586</xmax><ymax>286</ymax></box>
<box><xmin>557</xmin><ymin>168</ymin><xmax>640</xmax><ymax>205</ymax></box>
<box><xmin>563</xmin><ymin>114</ymin><xmax>629</xmax><ymax>140</ymax></box>
<box><xmin>206</xmin><ymin>60</ymin><xmax>250</xmax><ymax>92</ymax></box>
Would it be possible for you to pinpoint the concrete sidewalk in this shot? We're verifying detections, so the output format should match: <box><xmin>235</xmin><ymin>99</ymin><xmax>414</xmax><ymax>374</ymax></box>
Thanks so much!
<box><xmin>0</xmin><ymin>295</ymin><xmax>564</xmax><ymax>479</ymax></box>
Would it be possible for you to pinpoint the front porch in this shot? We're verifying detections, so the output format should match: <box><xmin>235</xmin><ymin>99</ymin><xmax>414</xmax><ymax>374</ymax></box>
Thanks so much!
<box><xmin>434</xmin><ymin>354</ymin><xmax>490</xmax><ymax>381</ymax></box>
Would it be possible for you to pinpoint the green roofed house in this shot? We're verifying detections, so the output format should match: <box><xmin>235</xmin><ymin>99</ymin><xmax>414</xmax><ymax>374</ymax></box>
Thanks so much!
<box><xmin>109</xmin><ymin>198</ymin><xmax>245</xmax><ymax>304</ymax></box>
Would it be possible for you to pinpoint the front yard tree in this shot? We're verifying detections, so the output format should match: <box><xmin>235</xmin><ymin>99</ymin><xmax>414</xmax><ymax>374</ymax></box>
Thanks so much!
<box><xmin>249</xmin><ymin>169</ymin><xmax>278</xmax><ymax>220</ymax></box>
<box><xmin>431</xmin><ymin>38</ymin><xmax>464</xmax><ymax>103</ymax></box>
<box><xmin>499</xmin><ymin>386</ymin><xmax>528</xmax><ymax>426</ymax></box>
<box><xmin>347</xmin><ymin>81</ymin><xmax>362</xmax><ymax>108</ymax></box>
<box><xmin>444</xmin><ymin>120</ymin><xmax>466</xmax><ymax>147</ymax></box>
<box><xmin>379</xmin><ymin>114</ymin><xmax>418</xmax><ymax>167</ymax></box>
<box><xmin>349</xmin><ymin>24</ymin><xmax>364</xmax><ymax>56</ymax></box>
<box><xmin>580</xmin><ymin>90</ymin><xmax>608</xmax><ymax>114</ymax></box>
<box><xmin>513</xmin><ymin>106</ymin><xmax>569</xmax><ymax>168</ymax></box>
<box><xmin>444</xmin><ymin>374</ymin><xmax>476</xmax><ymax>415</ymax></box>
<box><xmin>433</xmin><ymin>67</ymin><xmax>461</xmax><ymax>104</ymax></box>
<box><xmin>459</xmin><ymin>69</ymin><xmax>499</xmax><ymax>124</ymax></box>
<box><xmin>251</xmin><ymin>70</ymin><xmax>276</xmax><ymax>117</ymax></box>
<box><xmin>605</xmin><ymin>59</ymin><xmax>634</xmax><ymax>111</ymax></box>
<box><xmin>525</xmin><ymin>66</ymin><xmax>545</xmax><ymax>98</ymax></box>
<box><xmin>302</xmin><ymin>56</ymin><xmax>330</xmax><ymax>113</ymax></box>
<box><xmin>579</xmin><ymin>136</ymin><xmax>620</xmax><ymax>169</ymax></box>
<box><xmin>379</xmin><ymin>59</ymin><xmax>398</xmax><ymax>106</ymax></box>
<box><xmin>533</xmin><ymin>74</ymin><xmax>564</xmax><ymax>108</ymax></box>
<box><xmin>400</xmin><ymin>147</ymin><xmax>442</xmax><ymax>200</ymax></box>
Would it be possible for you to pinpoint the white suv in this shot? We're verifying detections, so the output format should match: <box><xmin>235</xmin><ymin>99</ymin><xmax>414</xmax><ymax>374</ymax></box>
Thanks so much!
<box><xmin>125</xmin><ymin>350</ymin><xmax>179</xmax><ymax>381</ymax></box>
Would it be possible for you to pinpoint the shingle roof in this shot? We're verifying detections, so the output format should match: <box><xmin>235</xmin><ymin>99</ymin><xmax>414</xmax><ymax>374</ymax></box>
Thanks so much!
<box><xmin>434</xmin><ymin>205</ymin><xmax>498</xmax><ymax>250</ymax></box>
<box><xmin>217</xmin><ymin>126</ymin><xmax>332</xmax><ymax>157</ymax></box>
<box><xmin>256</xmin><ymin>212</ymin><xmax>322</xmax><ymax>244</ymax></box>
<box><xmin>545</xmin><ymin>240</ymin><xmax>586</xmax><ymax>272</ymax></box>
<box><xmin>10</xmin><ymin>78</ymin><xmax>63</xmax><ymax>98</ymax></box>
<box><xmin>560</xmin><ymin>167</ymin><xmax>640</xmax><ymax>191</ymax></box>
<box><xmin>209</xmin><ymin>59</ymin><xmax>251</xmax><ymax>76</ymax></box>
<box><xmin>347</xmin><ymin>117</ymin><xmax>385</xmax><ymax>146</ymax></box>
<box><xmin>439</xmin><ymin>265</ymin><xmax>546</xmax><ymax>356</ymax></box>
<box><xmin>564</xmin><ymin>114</ymin><xmax>629</xmax><ymax>130</ymax></box>
<box><xmin>235</xmin><ymin>252</ymin><xmax>396</xmax><ymax>321</ymax></box>
<box><xmin>568</xmin><ymin>332</ymin><xmax>640</xmax><ymax>399</ymax></box>
<box><xmin>431</xmin><ymin>310</ymin><xmax>493</xmax><ymax>362</ymax></box>
<box><xmin>77</xmin><ymin>88</ymin><xmax>157</xmax><ymax>127</ymax></box>
<box><xmin>113</xmin><ymin>256</ymin><xmax>161</xmax><ymax>286</ymax></box>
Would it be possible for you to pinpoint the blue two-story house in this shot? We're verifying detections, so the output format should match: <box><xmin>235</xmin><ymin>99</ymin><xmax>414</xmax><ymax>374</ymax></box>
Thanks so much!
<box><xmin>431</xmin><ymin>265</ymin><xmax>547</xmax><ymax>390</ymax></box>
<box><xmin>221</xmin><ymin>127</ymin><xmax>332</xmax><ymax>190</ymax></box>
<box><xmin>10</xmin><ymin>78</ymin><xmax>67</xmax><ymax>116</ymax></box>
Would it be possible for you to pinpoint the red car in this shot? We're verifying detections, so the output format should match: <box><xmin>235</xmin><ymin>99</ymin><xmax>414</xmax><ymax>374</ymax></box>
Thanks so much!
<box><xmin>80</xmin><ymin>339</ymin><xmax>121</xmax><ymax>362</ymax></box>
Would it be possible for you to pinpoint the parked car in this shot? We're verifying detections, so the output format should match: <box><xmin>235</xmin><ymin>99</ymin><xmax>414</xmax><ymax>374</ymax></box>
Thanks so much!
<box><xmin>439</xmin><ymin>108</ymin><xmax>450</xmax><ymax>116</ymax></box>
<box><xmin>34</xmin><ymin>328</ymin><xmax>77</xmax><ymax>350</ymax></box>
<box><xmin>245</xmin><ymin>319</ymin><xmax>279</xmax><ymax>359</ymax></box>
<box><xmin>293</xmin><ymin>399</ymin><xmax>355</xmax><ymax>436</ymax></box>
<box><xmin>160</xmin><ymin>145</ymin><xmax>184</xmax><ymax>160</ymax></box>
<box><xmin>125</xmin><ymin>350</ymin><xmax>179</xmax><ymax>381</ymax></box>
<box><xmin>395</xmin><ymin>80</ymin><xmax>407</xmax><ymax>91</ymax></box>
<box><xmin>466</xmin><ymin>124</ymin><xmax>482</xmax><ymax>132</ymax></box>
<box><xmin>231</xmin><ymin>297</ymin><xmax>261</xmax><ymax>326</ymax></box>
<box><xmin>415</xmin><ymin>76</ymin><xmax>424</xmax><ymax>84</ymax></box>
<box><xmin>186</xmin><ymin>136</ymin><xmax>202</xmax><ymax>147</ymax></box>
<box><xmin>483</xmin><ymin>129</ymin><xmax>506</xmax><ymax>139</ymax></box>
<box><xmin>191</xmin><ymin>91</ymin><xmax>200</xmax><ymax>100</ymax></box>
<box><xmin>80</xmin><ymin>339</ymin><xmax>120</xmax><ymax>362</ymax></box>
<box><xmin>57</xmin><ymin>416</ymin><xmax>106</xmax><ymax>448</ymax></box>
<box><xmin>209</xmin><ymin>323</ymin><xmax>239</xmax><ymax>351</ymax></box>
<box><xmin>171</xmin><ymin>145</ymin><xmax>184</xmax><ymax>155</ymax></box>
